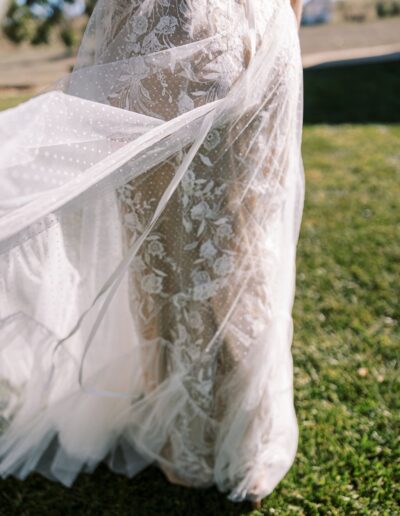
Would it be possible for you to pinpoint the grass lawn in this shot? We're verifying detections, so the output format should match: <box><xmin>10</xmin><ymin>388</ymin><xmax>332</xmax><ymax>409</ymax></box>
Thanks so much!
<box><xmin>0</xmin><ymin>95</ymin><xmax>32</xmax><ymax>112</ymax></box>
<box><xmin>0</xmin><ymin>95</ymin><xmax>398</xmax><ymax>515</ymax></box>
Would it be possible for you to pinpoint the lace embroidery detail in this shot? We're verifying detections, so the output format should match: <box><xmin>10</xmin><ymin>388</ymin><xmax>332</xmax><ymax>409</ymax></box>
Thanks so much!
<box><xmin>0</xmin><ymin>0</ymin><xmax>296</xmax><ymax>498</ymax></box>
<box><xmin>94</xmin><ymin>0</ymin><xmax>301</xmax><ymax>490</ymax></box>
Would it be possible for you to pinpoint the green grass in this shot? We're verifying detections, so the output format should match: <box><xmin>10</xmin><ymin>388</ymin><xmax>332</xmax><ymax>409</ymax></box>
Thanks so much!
<box><xmin>0</xmin><ymin>94</ymin><xmax>399</xmax><ymax>515</ymax></box>
<box><xmin>0</xmin><ymin>95</ymin><xmax>32</xmax><ymax>112</ymax></box>
<box><xmin>273</xmin><ymin>124</ymin><xmax>400</xmax><ymax>514</ymax></box>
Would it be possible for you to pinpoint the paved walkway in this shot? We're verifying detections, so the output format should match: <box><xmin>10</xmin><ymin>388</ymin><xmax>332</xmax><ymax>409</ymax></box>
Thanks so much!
<box><xmin>303</xmin><ymin>42</ymin><xmax>400</xmax><ymax>68</ymax></box>
<box><xmin>302</xmin><ymin>16</ymin><xmax>400</xmax><ymax>67</ymax></box>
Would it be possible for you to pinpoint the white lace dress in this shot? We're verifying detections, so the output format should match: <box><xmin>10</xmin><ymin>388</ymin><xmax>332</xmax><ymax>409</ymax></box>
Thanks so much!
<box><xmin>0</xmin><ymin>0</ymin><xmax>304</xmax><ymax>503</ymax></box>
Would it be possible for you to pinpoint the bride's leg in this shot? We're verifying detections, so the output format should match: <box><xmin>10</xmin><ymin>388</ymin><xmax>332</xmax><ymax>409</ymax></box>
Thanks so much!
<box><xmin>117</xmin><ymin>156</ymin><xmax>220</xmax><ymax>488</ymax></box>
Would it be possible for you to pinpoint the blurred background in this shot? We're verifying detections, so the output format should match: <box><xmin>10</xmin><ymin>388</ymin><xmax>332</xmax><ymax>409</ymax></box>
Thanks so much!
<box><xmin>0</xmin><ymin>0</ymin><xmax>399</xmax><ymax>121</ymax></box>
<box><xmin>0</xmin><ymin>1</ymin><xmax>399</xmax><ymax>515</ymax></box>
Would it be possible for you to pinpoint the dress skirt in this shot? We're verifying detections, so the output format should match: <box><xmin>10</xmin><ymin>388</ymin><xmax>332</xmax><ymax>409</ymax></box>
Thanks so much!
<box><xmin>0</xmin><ymin>0</ymin><xmax>304</xmax><ymax>502</ymax></box>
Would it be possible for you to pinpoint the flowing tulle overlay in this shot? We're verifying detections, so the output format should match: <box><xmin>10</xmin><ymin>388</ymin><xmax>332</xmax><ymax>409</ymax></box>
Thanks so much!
<box><xmin>0</xmin><ymin>0</ymin><xmax>304</xmax><ymax>502</ymax></box>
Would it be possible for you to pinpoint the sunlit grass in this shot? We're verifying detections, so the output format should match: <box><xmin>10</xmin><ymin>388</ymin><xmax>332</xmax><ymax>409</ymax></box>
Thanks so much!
<box><xmin>269</xmin><ymin>124</ymin><xmax>400</xmax><ymax>514</ymax></box>
<box><xmin>0</xmin><ymin>95</ymin><xmax>32</xmax><ymax>112</ymax></box>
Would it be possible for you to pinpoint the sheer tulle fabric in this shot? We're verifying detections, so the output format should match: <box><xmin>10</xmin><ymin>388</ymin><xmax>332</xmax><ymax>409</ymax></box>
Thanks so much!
<box><xmin>0</xmin><ymin>0</ymin><xmax>304</xmax><ymax>502</ymax></box>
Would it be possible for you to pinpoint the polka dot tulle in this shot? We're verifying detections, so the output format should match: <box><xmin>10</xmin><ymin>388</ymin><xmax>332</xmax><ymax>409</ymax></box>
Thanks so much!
<box><xmin>0</xmin><ymin>0</ymin><xmax>304</xmax><ymax>503</ymax></box>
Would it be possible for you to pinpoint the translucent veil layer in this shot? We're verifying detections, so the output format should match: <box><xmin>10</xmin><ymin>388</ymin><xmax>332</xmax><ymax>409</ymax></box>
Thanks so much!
<box><xmin>0</xmin><ymin>0</ymin><xmax>304</xmax><ymax>502</ymax></box>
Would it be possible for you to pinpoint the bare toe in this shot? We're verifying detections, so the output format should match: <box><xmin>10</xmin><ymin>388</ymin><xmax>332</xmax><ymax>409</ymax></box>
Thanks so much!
<box><xmin>251</xmin><ymin>498</ymin><xmax>262</xmax><ymax>509</ymax></box>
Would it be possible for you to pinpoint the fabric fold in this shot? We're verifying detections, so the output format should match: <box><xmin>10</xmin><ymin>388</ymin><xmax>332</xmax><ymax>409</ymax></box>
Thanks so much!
<box><xmin>0</xmin><ymin>0</ymin><xmax>304</xmax><ymax>503</ymax></box>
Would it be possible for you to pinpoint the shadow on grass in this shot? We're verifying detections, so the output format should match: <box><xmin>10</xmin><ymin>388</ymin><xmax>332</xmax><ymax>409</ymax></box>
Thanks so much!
<box><xmin>304</xmin><ymin>57</ymin><xmax>400</xmax><ymax>124</ymax></box>
<box><xmin>0</xmin><ymin>464</ymin><xmax>254</xmax><ymax>516</ymax></box>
